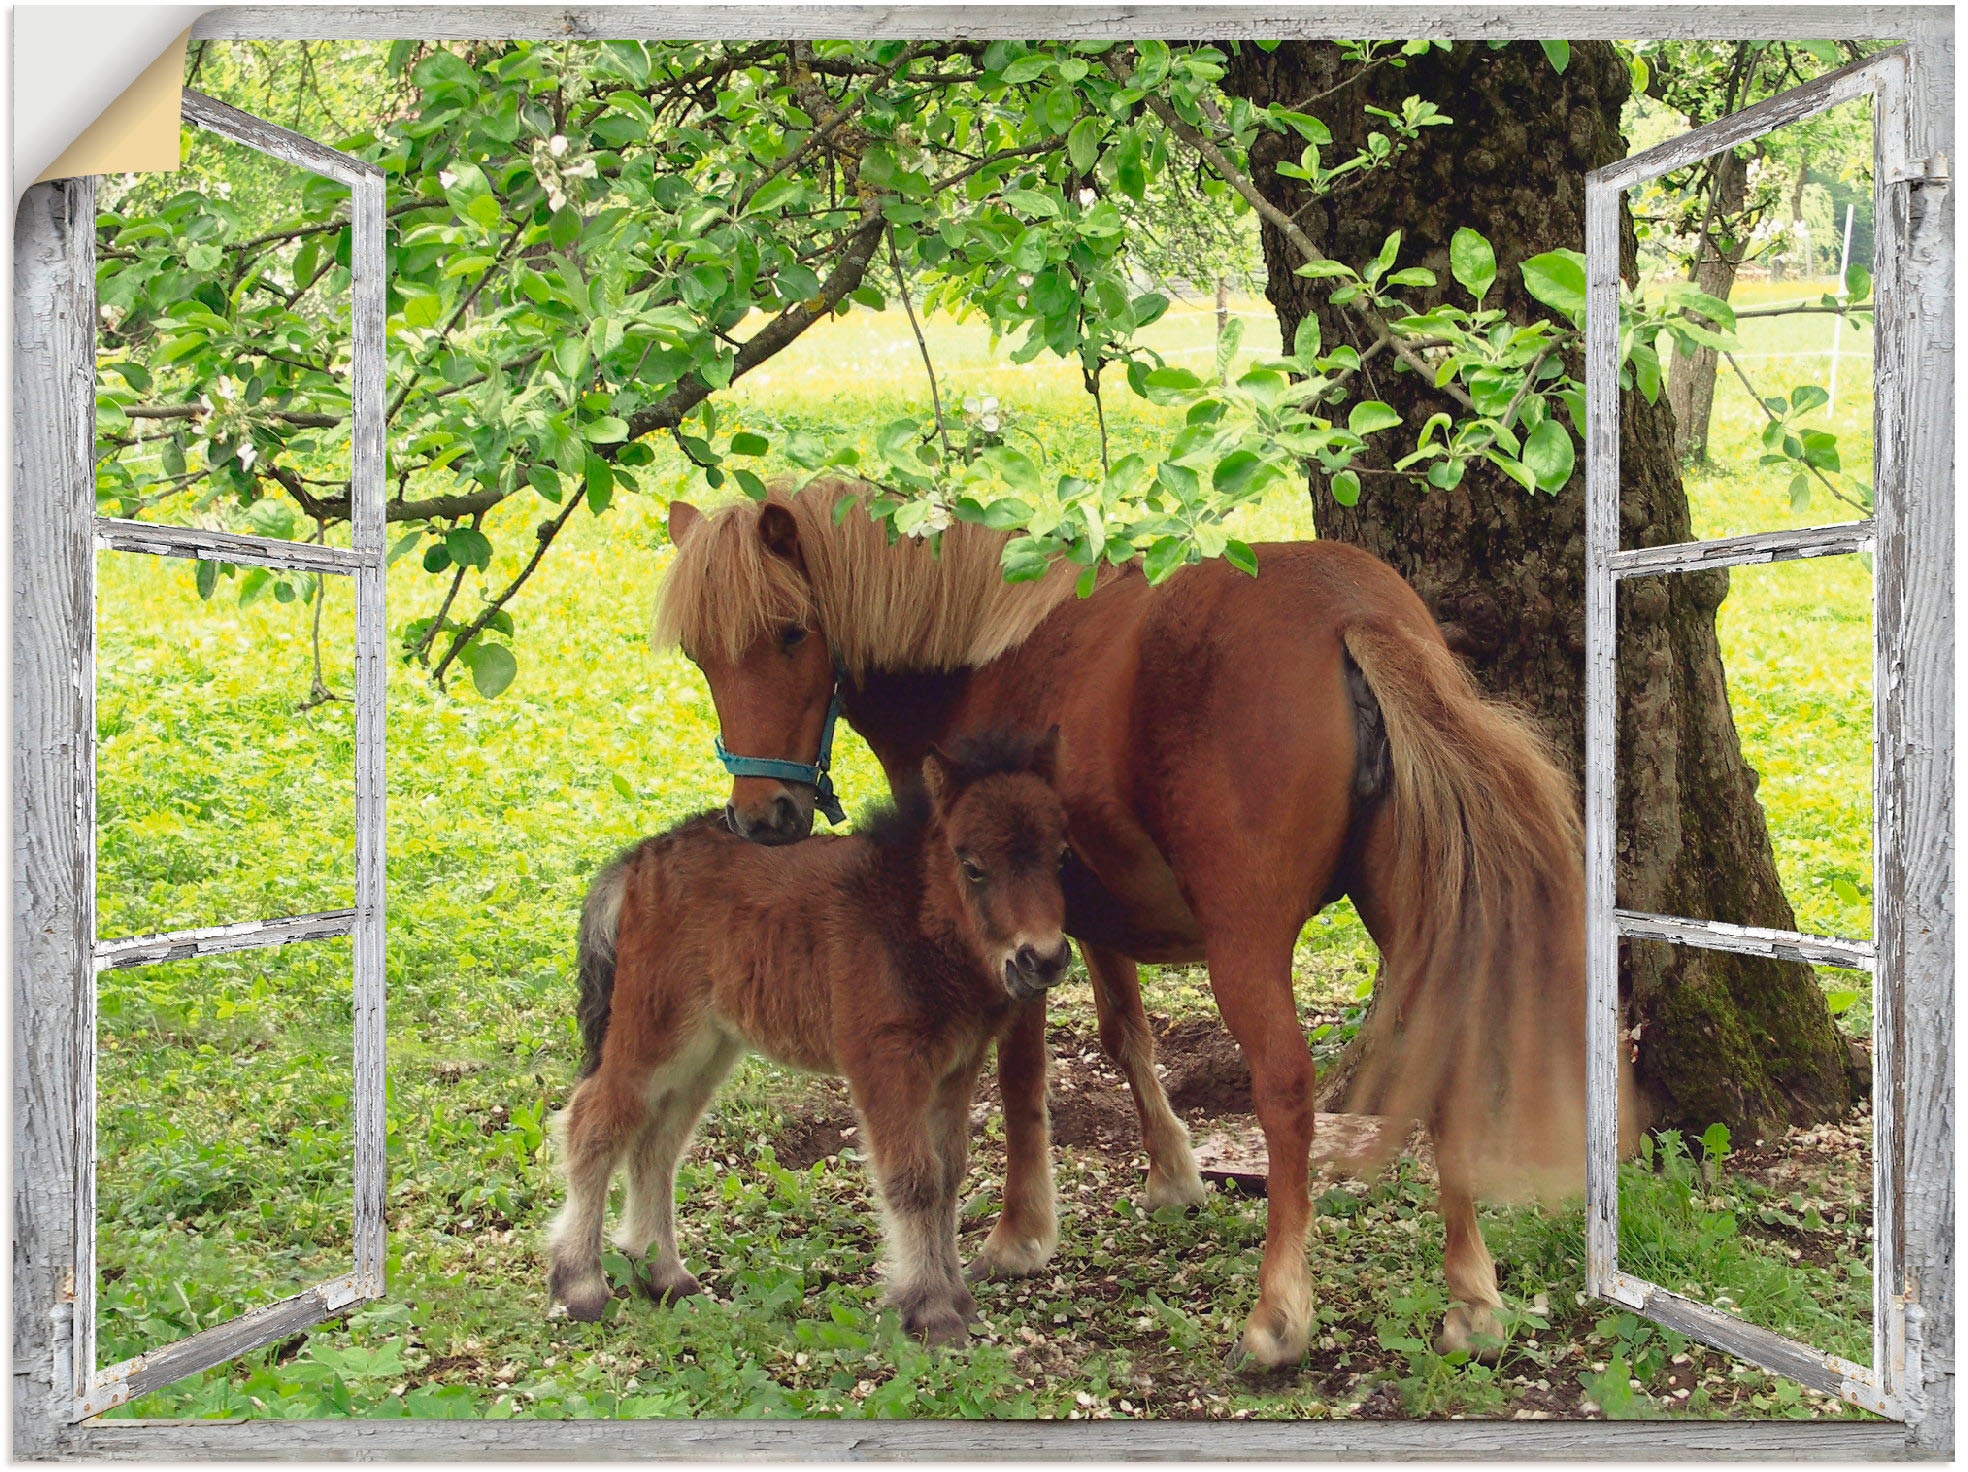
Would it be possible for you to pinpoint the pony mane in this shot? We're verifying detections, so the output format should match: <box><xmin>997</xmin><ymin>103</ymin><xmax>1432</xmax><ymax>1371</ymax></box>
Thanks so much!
<box><xmin>856</xmin><ymin>727</ymin><xmax>1059</xmax><ymax>855</ymax></box>
<box><xmin>652</xmin><ymin>478</ymin><xmax>1083</xmax><ymax>677</ymax></box>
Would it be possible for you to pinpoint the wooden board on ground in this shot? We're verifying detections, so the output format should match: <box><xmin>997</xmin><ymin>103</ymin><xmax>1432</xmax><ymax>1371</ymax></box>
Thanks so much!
<box><xmin>1189</xmin><ymin>1111</ymin><xmax>1420</xmax><ymax>1190</ymax></box>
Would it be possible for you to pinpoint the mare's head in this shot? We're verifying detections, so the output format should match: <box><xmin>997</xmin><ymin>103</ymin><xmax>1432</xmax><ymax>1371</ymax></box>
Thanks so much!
<box><xmin>918</xmin><ymin>726</ymin><xmax>1074</xmax><ymax>1001</ymax></box>
<box><xmin>659</xmin><ymin>498</ymin><xmax>835</xmax><ymax>844</ymax></box>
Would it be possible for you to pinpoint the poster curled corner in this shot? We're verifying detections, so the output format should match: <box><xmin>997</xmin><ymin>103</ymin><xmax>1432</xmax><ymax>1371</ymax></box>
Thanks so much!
<box><xmin>15</xmin><ymin>7</ymin><xmax>208</xmax><ymax>198</ymax></box>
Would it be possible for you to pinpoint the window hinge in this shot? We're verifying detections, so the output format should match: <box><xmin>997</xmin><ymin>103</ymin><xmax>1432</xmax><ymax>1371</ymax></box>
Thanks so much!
<box><xmin>1890</xmin><ymin>151</ymin><xmax>1950</xmax><ymax>186</ymax></box>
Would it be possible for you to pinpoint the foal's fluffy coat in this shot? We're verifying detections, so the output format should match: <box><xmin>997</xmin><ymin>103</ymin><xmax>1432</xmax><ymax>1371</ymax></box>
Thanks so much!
<box><xmin>546</xmin><ymin>730</ymin><xmax>1072</xmax><ymax>1343</ymax></box>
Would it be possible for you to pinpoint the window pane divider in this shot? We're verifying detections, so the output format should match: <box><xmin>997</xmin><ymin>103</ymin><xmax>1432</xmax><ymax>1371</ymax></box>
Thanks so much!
<box><xmin>74</xmin><ymin>1272</ymin><xmax>368</xmax><ymax>1420</ymax></box>
<box><xmin>93</xmin><ymin>908</ymin><xmax>358</xmax><ymax>972</ymax></box>
<box><xmin>1601</xmin><ymin>1271</ymin><xmax>1898</xmax><ymax>1418</ymax></box>
<box><xmin>1613</xmin><ymin>908</ymin><xmax>1875</xmax><ymax>972</ymax></box>
<box><xmin>94</xmin><ymin>518</ymin><xmax>377</xmax><ymax>576</ymax></box>
<box><xmin>1610</xmin><ymin>520</ymin><xmax>1874</xmax><ymax>579</ymax></box>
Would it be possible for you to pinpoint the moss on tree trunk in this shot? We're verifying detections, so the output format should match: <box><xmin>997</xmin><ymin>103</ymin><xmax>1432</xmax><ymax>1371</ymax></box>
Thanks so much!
<box><xmin>1222</xmin><ymin>39</ymin><xmax>1853</xmax><ymax>1135</ymax></box>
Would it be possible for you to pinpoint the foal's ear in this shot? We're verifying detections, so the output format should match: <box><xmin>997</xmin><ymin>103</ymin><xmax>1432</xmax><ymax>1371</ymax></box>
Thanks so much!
<box><xmin>757</xmin><ymin>502</ymin><xmax>803</xmax><ymax>568</ymax></box>
<box><xmin>922</xmin><ymin>744</ymin><xmax>957</xmax><ymax>810</ymax></box>
<box><xmin>1030</xmin><ymin>724</ymin><xmax>1062</xmax><ymax>784</ymax></box>
<box><xmin>667</xmin><ymin>499</ymin><xmax>703</xmax><ymax>548</ymax></box>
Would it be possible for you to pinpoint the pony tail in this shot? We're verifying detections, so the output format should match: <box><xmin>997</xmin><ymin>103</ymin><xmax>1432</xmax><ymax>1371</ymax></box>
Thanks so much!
<box><xmin>1340</xmin><ymin>623</ymin><xmax>1613</xmax><ymax>1202</ymax></box>
<box><xmin>575</xmin><ymin>851</ymin><xmax>634</xmax><ymax>1079</ymax></box>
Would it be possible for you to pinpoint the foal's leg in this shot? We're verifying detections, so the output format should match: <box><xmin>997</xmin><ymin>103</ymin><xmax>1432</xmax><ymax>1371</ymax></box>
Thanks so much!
<box><xmin>1085</xmin><ymin>943</ymin><xmax>1207</xmax><ymax>1210</ymax></box>
<box><xmin>1200</xmin><ymin>926</ymin><xmax>1319</xmax><ymax>1368</ymax></box>
<box><xmin>927</xmin><ymin>1053</ymin><xmax>987</xmax><ymax>1322</ymax></box>
<box><xmin>855</xmin><ymin>1060</ymin><xmax>970</xmax><ymax>1346</ymax></box>
<box><xmin>617</xmin><ymin>1031</ymin><xmax>744</xmax><ymax>1303</ymax></box>
<box><xmin>969</xmin><ymin>999</ymin><xmax>1059</xmax><ymax>1280</ymax></box>
<box><xmin>548</xmin><ymin>1062</ymin><xmax>656</xmax><ymax>1322</ymax></box>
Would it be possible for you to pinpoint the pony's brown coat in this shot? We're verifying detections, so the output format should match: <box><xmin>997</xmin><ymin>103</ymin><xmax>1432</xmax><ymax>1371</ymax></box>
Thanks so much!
<box><xmin>546</xmin><ymin>732</ymin><xmax>1072</xmax><ymax>1343</ymax></box>
<box><xmin>655</xmin><ymin>479</ymin><xmax>1598</xmax><ymax>1365</ymax></box>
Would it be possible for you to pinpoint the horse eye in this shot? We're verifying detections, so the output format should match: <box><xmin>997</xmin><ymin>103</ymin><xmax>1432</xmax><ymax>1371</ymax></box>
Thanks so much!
<box><xmin>961</xmin><ymin>859</ymin><xmax>986</xmax><ymax>884</ymax></box>
<box><xmin>779</xmin><ymin>624</ymin><xmax>807</xmax><ymax>648</ymax></box>
<box><xmin>1057</xmin><ymin>845</ymin><xmax>1070</xmax><ymax>868</ymax></box>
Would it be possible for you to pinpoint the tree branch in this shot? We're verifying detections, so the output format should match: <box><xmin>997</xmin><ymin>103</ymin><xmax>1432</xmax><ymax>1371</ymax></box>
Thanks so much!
<box><xmin>1112</xmin><ymin>57</ymin><xmax>1479</xmax><ymax>414</ymax></box>
<box><xmin>888</xmin><ymin>224</ymin><xmax>952</xmax><ymax>458</ymax></box>
<box><xmin>428</xmin><ymin>492</ymin><xmax>587</xmax><ymax>689</ymax></box>
<box><xmin>623</xmin><ymin>211</ymin><xmax>889</xmax><ymax>440</ymax></box>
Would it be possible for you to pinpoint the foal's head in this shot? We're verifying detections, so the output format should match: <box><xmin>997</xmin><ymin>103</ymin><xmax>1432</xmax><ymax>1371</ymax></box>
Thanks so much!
<box><xmin>919</xmin><ymin>727</ymin><xmax>1074</xmax><ymax>1001</ymax></box>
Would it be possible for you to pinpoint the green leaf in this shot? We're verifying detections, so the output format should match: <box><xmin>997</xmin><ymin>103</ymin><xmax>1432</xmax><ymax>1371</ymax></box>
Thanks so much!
<box><xmin>1831</xmin><ymin>877</ymin><xmax>1865</xmax><ymax>907</ymax></box>
<box><xmin>1142</xmin><ymin>535</ymin><xmax>1187</xmax><ymax>583</ymax></box>
<box><xmin>582</xmin><ymin>416</ymin><xmax>629</xmax><ymax>443</ymax></box>
<box><xmin>1521</xmin><ymin>250</ymin><xmax>1587</xmax><ymax>326</ymax></box>
<box><xmin>743</xmin><ymin>176</ymin><xmax>801</xmax><ymax>216</ymax></box>
<box><xmin>1789</xmin><ymin>384</ymin><xmax>1830</xmax><ymax>415</ymax></box>
<box><xmin>1330</xmin><ymin>469</ymin><xmax>1361</xmax><ymax>506</ymax></box>
<box><xmin>194</xmin><ymin>559</ymin><xmax>218</xmax><ymax>600</ymax></box>
<box><xmin>1348</xmin><ymin>400</ymin><xmax>1401</xmax><ymax>436</ymax></box>
<box><xmin>1789</xmin><ymin>473</ymin><xmax>1812</xmax><ymax>511</ymax></box>
<box><xmin>1844</xmin><ymin>262</ymin><xmax>1872</xmax><ymax>301</ymax></box>
<box><xmin>444</xmin><ymin>527</ymin><xmax>494</xmax><ymax>569</ymax></box>
<box><xmin>611</xmin><ymin>773</ymin><xmax>635</xmax><ymax>800</ymax></box>
<box><xmin>1211</xmin><ymin>450</ymin><xmax>1263</xmax><ymax>496</ymax></box>
<box><xmin>999</xmin><ymin>53</ymin><xmax>1052</xmax><ymax>85</ymax></box>
<box><xmin>729</xmin><ymin>431</ymin><xmax>770</xmax><ymax>456</ymax></box>
<box><xmin>1825</xmin><ymin>989</ymin><xmax>1861</xmax><ymax>1016</ymax></box>
<box><xmin>1539</xmin><ymin>39</ymin><xmax>1571</xmax><ymax>74</ymax></box>
<box><xmin>1067</xmin><ymin>116</ymin><xmax>1104</xmax><ymax>173</ymax></box>
<box><xmin>1450</xmin><ymin>227</ymin><xmax>1497</xmax><ymax>303</ymax></box>
<box><xmin>528</xmin><ymin>465</ymin><xmax>563</xmax><ymax>502</ymax></box>
<box><xmin>1522</xmin><ymin>419</ymin><xmax>1576</xmax><ymax>493</ymax></box>
<box><xmin>548</xmin><ymin>206</ymin><xmax>583</xmax><ymax>247</ymax></box>
<box><xmin>1224</xmin><ymin>539</ymin><xmax>1259</xmax><ymax>576</ymax></box>
<box><xmin>464</xmin><ymin>642</ymin><xmax>517</xmax><ymax>698</ymax></box>
<box><xmin>586</xmin><ymin>454</ymin><xmax>614</xmax><ymax>513</ymax></box>
<box><xmin>386</xmin><ymin>531</ymin><xmax>423</xmax><ymax>565</ymax></box>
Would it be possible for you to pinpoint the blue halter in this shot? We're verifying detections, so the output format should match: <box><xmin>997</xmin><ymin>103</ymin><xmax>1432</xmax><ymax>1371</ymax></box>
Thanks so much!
<box><xmin>712</xmin><ymin>679</ymin><xmax>847</xmax><ymax>826</ymax></box>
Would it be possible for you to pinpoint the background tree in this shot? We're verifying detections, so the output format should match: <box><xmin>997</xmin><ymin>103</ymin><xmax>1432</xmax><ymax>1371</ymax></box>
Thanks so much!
<box><xmin>1218</xmin><ymin>39</ymin><xmax>1857</xmax><ymax>1133</ymax></box>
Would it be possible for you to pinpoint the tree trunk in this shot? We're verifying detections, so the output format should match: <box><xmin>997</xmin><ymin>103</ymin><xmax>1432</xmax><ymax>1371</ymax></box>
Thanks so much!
<box><xmin>1664</xmin><ymin>148</ymin><xmax>1748</xmax><ymax>462</ymax></box>
<box><xmin>1221</xmin><ymin>40</ymin><xmax>1853</xmax><ymax>1135</ymax></box>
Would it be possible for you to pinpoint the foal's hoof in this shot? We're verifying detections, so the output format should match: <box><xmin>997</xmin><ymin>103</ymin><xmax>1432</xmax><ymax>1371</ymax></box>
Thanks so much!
<box><xmin>1437</xmin><ymin>1302</ymin><xmax>1504</xmax><ymax>1362</ymax></box>
<box><xmin>548</xmin><ymin>1266</ymin><xmax>613</xmax><ymax>1323</ymax></box>
<box><xmin>635</xmin><ymin>1265</ymin><xmax>705</xmax><ymax>1305</ymax></box>
<box><xmin>904</xmin><ymin>1304</ymin><xmax>971</xmax><ymax>1348</ymax></box>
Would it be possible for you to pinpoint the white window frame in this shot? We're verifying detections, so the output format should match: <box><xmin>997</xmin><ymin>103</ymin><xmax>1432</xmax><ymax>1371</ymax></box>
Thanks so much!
<box><xmin>15</xmin><ymin>90</ymin><xmax>388</xmax><ymax>1427</ymax></box>
<box><xmin>1585</xmin><ymin>41</ymin><xmax>1951</xmax><ymax>1435</ymax></box>
<box><xmin>12</xmin><ymin>6</ymin><xmax>1951</xmax><ymax>1460</ymax></box>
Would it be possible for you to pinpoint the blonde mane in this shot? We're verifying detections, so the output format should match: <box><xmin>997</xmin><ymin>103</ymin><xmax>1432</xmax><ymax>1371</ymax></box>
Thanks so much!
<box><xmin>653</xmin><ymin>479</ymin><xmax>1084</xmax><ymax>677</ymax></box>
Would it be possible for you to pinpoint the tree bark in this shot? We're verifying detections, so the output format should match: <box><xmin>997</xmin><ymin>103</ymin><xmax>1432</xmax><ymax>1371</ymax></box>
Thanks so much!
<box><xmin>1665</xmin><ymin>148</ymin><xmax>1748</xmax><ymax>461</ymax></box>
<box><xmin>1221</xmin><ymin>40</ymin><xmax>1853</xmax><ymax>1135</ymax></box>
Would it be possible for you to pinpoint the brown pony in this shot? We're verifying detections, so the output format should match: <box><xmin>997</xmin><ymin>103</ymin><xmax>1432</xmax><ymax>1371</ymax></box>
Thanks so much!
<box><xmin>655</xmin><ymin>480</ymin><xmax>1590</xmax><ymax>1367</ymax></box>
<box><xmin>547</xmin><ymin>728</ymin><xmax>1073</xmax><ymax>1345</ymax></box>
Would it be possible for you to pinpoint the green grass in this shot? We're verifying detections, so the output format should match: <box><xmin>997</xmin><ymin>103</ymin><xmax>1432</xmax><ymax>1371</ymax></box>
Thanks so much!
<box><xmin>90</xmin><ymin>286</ymin><xmax>1874</xmax><ymax>1422</ymax></box>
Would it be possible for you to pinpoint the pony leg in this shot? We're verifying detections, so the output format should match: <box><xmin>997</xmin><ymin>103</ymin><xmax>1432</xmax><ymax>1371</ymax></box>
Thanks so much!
<box><xmin>927</xmin><ymin>1055</ymin><xmax>986</xmax><ymax>1322</ymax></box>
<box><xmin>1433</xmin><ymin>1151</ymin><xmax>1506</xmax><ymax>1359</ymax></box>
<box><xmin>1201</xmin><ymin>929</ymin><xmax>1318</xmax><ymax>1369</ymax></box>
<box><xmin>969</xmin><ymin>999</ymin><xmax>1058</xmax><ymax>1280</ymax></box>
<box><xmin>617</xmin><ymin>1031</ymin><xmax>743</xmax><ymax>1303</ymax></box>
<box><xmin>1085</xmin><ymin>943</ymin><xmax>1206</xmax><ymax>1210</ymax></box>
<box><xmin>547</xmin><ymin>1068</ymin><xmax>650</xmax><ymax>1321</ymax></box>
<box><xmin>856</xmin><ymin>1063</ymin><xmax>970</xmax><ymax>1347</ymax></box>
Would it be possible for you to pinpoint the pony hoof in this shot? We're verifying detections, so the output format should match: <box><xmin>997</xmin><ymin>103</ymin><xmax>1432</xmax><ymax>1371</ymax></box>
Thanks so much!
<box><xmin>966</xmin><ymin>1230</ymin><xmax>1055</xmax><ymax>1281</ymax></box>
<box><xmin>906</xmin><ymin>1306</ymin><xmax>970</xmax><ymax>1348</ymax></box>
<box><xmin>1141</xmin><ymin>1168</ymin><xmax>1209</xmax><ymax>1212</ymax></box>
<box><xmin>1438</xmin><ymin>1302</ymin><xmax>1504</xmax><ymax>1362</ymax></box>
<box><xmin>635</xmin><ymin>1266</ymin><xmax>705</xmax><ymax>1305</ymax></box>
<box><xmin>952</xmin><ymin>1284</ymin><xmax>981</xmax><ymax>1322</ymax></box>
<box><xmin>1239</xmin><ymin>1309</ymin><xmax>1309</xmax><ymax>1369</ymax></box>
<box><xmin>548</xmin><ymin>1267</ymin><xmax>613</xmax><ymax>1323</ymax></box>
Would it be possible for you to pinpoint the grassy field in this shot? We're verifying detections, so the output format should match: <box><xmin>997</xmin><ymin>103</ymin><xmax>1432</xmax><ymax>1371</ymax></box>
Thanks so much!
<box><xmin>91</xmin><ymin>283</ymin><xmax>1876</xmax><ymax>1421</ymax></box>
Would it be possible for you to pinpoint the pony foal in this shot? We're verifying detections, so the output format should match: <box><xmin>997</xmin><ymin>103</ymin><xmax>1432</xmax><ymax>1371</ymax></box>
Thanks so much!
<box><xmin>547</xmin><ymin>728</ymin><xmax>1072</xmax><ymax>1344</ymax></box>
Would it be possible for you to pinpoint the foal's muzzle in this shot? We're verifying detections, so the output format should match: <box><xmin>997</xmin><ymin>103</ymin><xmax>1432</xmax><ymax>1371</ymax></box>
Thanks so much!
<box><xmin>1005</xmin><ymin>940</ymin><xmax>1073</xmax><ymax>999</ymax></box>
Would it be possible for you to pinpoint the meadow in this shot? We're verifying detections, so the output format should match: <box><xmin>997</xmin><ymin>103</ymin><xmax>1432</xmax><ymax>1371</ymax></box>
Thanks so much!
<box><xmin>90</xmin><ymin>281</ymin><xmax>1877</xmax><ymax>1421</ymax></box>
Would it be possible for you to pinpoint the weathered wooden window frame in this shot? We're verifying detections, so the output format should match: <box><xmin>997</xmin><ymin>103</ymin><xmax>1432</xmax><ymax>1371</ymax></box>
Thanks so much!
<box><xmin>14</xmin><ymin>89</ymin><xmax>388</xmax><ymax>1439</ymax></box>
<box><xmin>12</xmin><ymin>4</ymin><xmax>1951</xmax><ymax>1461</ymax></box>
<box><xmin>1583</xmin><ymin>43</ymin><xmax>1946</xmax><ymax>1428</ymax></box>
